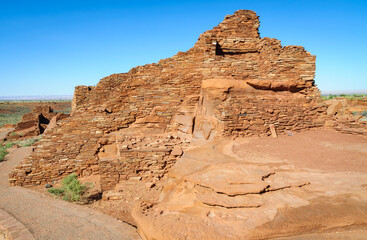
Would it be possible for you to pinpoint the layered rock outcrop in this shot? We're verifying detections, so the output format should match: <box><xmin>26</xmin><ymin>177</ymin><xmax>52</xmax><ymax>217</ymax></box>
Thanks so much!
<box><xmin>10</xmin><ymin>10</ymin><xmax>326</xmax><ymax>190</ymax></box>
<box><xmin>133</xmin><ymin>133</ymin><xmax>367</xmax><ymax>239</ymax></box>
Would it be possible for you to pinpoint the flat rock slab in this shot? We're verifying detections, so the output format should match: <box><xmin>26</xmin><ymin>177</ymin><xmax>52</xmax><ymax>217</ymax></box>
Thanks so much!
<box><xmin>195</xmin><ymin>184</ymin><xmax>265</xmax><ymax>208</ymax></box>
<box><xmin>133</xmin><ymin>131</ymin><xmax>367</xmax><ymax>240</ymax></box>
<box><xmin>183</xmin><ymin>163</ymin><xmax>274</xmax><ymax>195</ymax></box>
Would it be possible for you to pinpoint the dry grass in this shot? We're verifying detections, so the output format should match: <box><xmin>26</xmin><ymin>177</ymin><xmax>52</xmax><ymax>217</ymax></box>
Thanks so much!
<box><xmin>0</xmin><ymin>104</ymin><xmax>30</xmax><ymax>127</ymax></box>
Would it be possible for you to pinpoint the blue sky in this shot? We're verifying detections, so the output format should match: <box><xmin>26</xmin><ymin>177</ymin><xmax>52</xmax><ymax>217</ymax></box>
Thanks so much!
<box><xmin>0</xmin><ymin>0</ymin><xmax>366</xmax><ymax>96</ymax></box>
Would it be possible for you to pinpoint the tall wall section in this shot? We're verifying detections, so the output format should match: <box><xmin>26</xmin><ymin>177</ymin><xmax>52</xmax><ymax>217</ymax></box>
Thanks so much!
<box><xmin>9</xmin><ymin>10</ymin><xmax>326</xmax><ymax>188</ymax></box>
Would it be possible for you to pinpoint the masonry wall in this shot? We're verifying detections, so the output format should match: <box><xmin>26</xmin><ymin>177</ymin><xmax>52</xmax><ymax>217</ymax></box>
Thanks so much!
<box><xmin>10</xmin><ymin>10</ymin><xmax>326</xmax><ymax>188</ymax></box>
<box><xmin>98</xmin><ymin>133</ymin><xmax>188</xmax><ymax>190</ymax></box>
<box><xmin>217</xmin><ymin>93</ymin><xmax>326</xmax><ymax>137</ymax></box>
<box><xmin>9</xmin><ymin>113</ymin><xmax>134</xmax><ymax>186</ymax></box>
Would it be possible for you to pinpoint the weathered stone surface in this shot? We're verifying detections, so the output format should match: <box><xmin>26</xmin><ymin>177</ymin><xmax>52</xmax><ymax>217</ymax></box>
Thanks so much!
<box><xmin>132</xmin><ymin>138</ymin><xmax>367</xmax><ymax>240</ymax></box>
<box><xmin>183</xmin><ymin>163</ymin><xmax>274</xmax><ymax>195</ymax></box>
<box><xmin>10</xmin><ymin>10</ymin><xmax>328</xmax><ymax>190</ymax></box>
<box><xmin>44</xmin><ymin>113</ymin><xmax>69</xmax><ymax>133</ymax></box>
<box><xmin>170</xmin><ymin>146</ymin><xmax>183</xmax><ymax>156</ymax></box>
<box><xmin>326</xmin><ymin>100</ymin><xmax>342</xmax><ymax>115</ymax></box>
<box><xmin>173</xmin><ymin>115</ymin><xmax>194</xmax><ymax>134</ymax></box>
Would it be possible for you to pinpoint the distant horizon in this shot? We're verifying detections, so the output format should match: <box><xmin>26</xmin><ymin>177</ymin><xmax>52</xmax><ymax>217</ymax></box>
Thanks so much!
<box><xmin>1</xmin><ymin>89</ymin><xmax>367</xmax><ymax>101</ymax></box>
<box><xmin>0</xmin><ymin>95</ymin><xmax>73</xmax><ymax>101</ymax></box>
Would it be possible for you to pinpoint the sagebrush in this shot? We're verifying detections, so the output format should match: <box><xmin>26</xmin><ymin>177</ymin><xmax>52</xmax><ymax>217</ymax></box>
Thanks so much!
<box><xmin>48</xmin><ymin>174</ymin><xmax>91</xmax><ymax>202</ymax></box>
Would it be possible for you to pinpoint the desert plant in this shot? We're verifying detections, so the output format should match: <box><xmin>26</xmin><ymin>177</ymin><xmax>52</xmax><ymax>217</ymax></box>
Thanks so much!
<box><xmin>0</xmin><ymin>147</ymin><xmax>7</xmax><ymax>162</ymax></box>
<box><xmin>0</xmin><ymin>142</ymin><xmax>15</xmax><ymax>162</ymax></box>
<box><xmin>48</xmin><ymin>174</ymin><xmax>91</xmax><ymax>202</ymax></box>
<box><xmin>5</xmin><ymin>142</ymin><xmax>15</xmax><ymax>148</ymax></box>
<box><xmin>17</xmin><ymin>136</ymin><xmax>41</xmax><ymax>147</ymax></box>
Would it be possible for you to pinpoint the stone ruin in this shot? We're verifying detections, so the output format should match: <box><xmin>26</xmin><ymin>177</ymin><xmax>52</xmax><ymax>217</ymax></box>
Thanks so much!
<box><xmin>7</xmin><ymin>105</ymin><xmax>68</xmax><ymax>140</ymax></box>
<box><xmin>325</xmin><ymin>97</ymin><xmax>367</xmax><ymax>134</ymax></box>
<box><xmin>9</xmin><ymin>10</ymin><xmax>329</xmax><ymax>188</ymax></box>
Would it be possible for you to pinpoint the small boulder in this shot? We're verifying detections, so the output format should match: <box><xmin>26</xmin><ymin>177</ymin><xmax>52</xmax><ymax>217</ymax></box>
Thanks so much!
<box><xmin>171</xmin><ymin>146</ymin><xmax>183</xmax><ymax>156</ymax></box>
<box><xmin>174</xmin><ymin>115</ymin><xmax>195</xmax><ymax>134</ymax></box>
<box><xmin>327</xmin><ymin>101</ymin><xmax>343</xmax><ymax>115</ymax></box>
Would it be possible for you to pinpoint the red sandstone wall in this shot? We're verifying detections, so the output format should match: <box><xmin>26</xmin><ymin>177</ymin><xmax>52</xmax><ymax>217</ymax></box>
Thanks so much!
<box><xmin>10</xmin><ymin>10</ymin><xmax>325</xmax><ymax>188</ymax></box>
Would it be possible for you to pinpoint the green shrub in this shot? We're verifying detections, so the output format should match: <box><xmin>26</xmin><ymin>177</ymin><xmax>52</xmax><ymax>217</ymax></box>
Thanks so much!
<box><xmin>47</xmin><ymin>187</ymin><xmax>64</xmax><ymax>196</ymax></box>
<box><xmin>0</xmin><ymin>142</ymin><xmax>15</xmax><ymax>162</ymax></box>
<box><xmin>0</xmin><ymin>147</ymin><xmax>7</xmax><ymax>162</ymax></box>
<box><xmin>48</xmin><ymin>174</ymin><xmax>91</xmax><ymax>202</ymax></box>
<box><xmin>5</xmin><ymin>142</ymin><xmax>15</xmax><ymax>148</ymax></box>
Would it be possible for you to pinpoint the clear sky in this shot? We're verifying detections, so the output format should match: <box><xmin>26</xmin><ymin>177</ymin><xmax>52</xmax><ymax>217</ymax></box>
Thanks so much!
<box><xmin>0</xmin><ymin>0</ymin><xmax>366</xmax><ymax>96</ymax></box>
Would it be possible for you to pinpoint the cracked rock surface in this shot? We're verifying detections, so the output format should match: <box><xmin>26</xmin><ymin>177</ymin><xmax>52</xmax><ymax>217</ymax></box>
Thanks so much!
<box><xmin>132</xmin><ymin>131</ymin><xmax>367</xmax><ymax>240</ymax></box>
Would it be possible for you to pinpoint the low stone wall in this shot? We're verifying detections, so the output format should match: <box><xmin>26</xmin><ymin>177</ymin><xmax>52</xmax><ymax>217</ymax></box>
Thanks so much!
<box><xmin>97</xmin><ymin>133</ymin><xmax>187</xmax><ymax>190</ymax></box>
<box><xmin>218</xmin><ymin>94</ymin><xmax>326</xmax><ymax>137</ymax></box>
<box><xmin>9</xmin><ymin>113</ymin><xmax>134</xmax><ymax>186</ymax></box>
